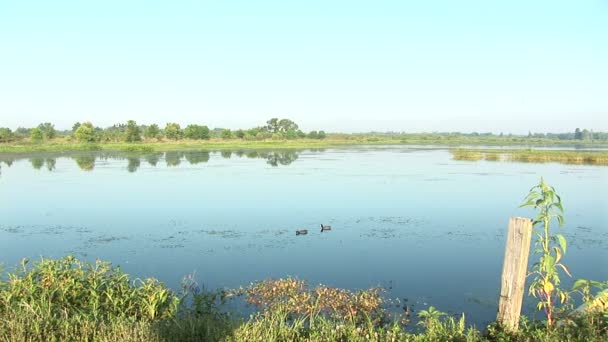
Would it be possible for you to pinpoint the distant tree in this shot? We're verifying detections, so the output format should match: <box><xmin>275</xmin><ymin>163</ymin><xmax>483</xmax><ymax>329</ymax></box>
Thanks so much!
<box><xmin>574</xmin><ymin>128</ymin><xmax>582</xmax><ymax>140</ymax></box>
<box><xmin>74</xmin><ymin>122</ymin><xmax>96</xmax><ymax>142</ymax></box>
<box><xmin>164</xmin><ymin>123</ymin><xmax>182</xmax><ymax>140</ymax></box>
<box><xmin>278</xmin><ymin>119</ymin><xmax>298</xmax><ymax>133</ymax></box>
<box><xmin>318</xmin><ymin>130</ymin><xmax>327</xmax><ymax>139</ymax></box>
<box><xmin>581</xmin><ymin>129</ymin><xmax>592</xmax><ymax>141</ymax></box>
<box><xmin>221</xmin><ymin>129</ymin><xmax>233</xmax><ymax>139</ymax></box>
<box><xmin>266</xmin><ymin>118</ymin><xmax>280</xmax><ymax>133</ymax></box>
<box><xmin>38</xmin><ymin>122</ymin><xmax>56</xmax><ymax>139</ymax></box>
<box><xmin>184</xmin><ymin>124</ymin><xmax>210</xmax><ymax>140</ymax></box>
<box><xmin>14</xmin><ymin>127</ymin><xmax>30</xmax><ymax>138</ymax></box>
<box><xmin>124</xmin><ymin>120</ymin><xmax>142</xmax><ymax>142</ymax></box>
<box><xmin>285</xmin><ymin>129</ymin><xmax>298</xmax><ymax>140</ymax></box>
<box><xmin>0</xmin><ymin>128</ymin><xmax>13</xmax><ymax>142</ymax></box>
<box><xmin>30</xmin><ymin>127</ymin><xmax>43</xmax><ymax>142</ymax></box>
<box><xmin>296</xmin><ymin>130</ymin><xmax>306</xmax><ymax>138</ymax></box>
<box><xmin>144</xmin><ymin>124</ymin><xmax>161</xmax><ymax>140</ymax></box>
<box><xmin>266</xmin><ymin>118</ymin><xmax>299</xmax><ymax>134</ymax></box>
<box><xmin>72</xmin><ymin>122</ymin><xmax>81</xmax><ymax>132</ymax></box>
<box><xmin>235</xmin><ymin>129</ymin><xmax>245</xmax><ymax>139</ymax></box>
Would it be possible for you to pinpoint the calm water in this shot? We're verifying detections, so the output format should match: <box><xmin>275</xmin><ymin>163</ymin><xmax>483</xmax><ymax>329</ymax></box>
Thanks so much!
<box><xmin>0</xmin><ymin>146</ymin><xmax>606</xmax><ymax>326</ymax></box>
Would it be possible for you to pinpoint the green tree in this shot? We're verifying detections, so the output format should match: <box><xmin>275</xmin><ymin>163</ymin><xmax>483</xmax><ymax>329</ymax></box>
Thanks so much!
<box><xmin>266</xmin><ymin>118</ymin><xmax>280</xmax><ymax>133</ymax></box>
<box><xmin>184</xmin><ymin>124</ymin><xmax>210</xmax><ymax>140</ymax></box>
<box><xmin>308</xmin><ymin>131</ymin><xmax>319</xmax><ymax>139</ymax></box>
<box><xmin>124</xmin><ymin>120</ymin><xmax>142</xmax><ymax>142</ymax></box>
<box><xmin>278</xmin><ymin>119</ymin><xmax>298</xmax><ymax>133</ymax></box>
<box><xmin>574</xmin><ymin>128</ymin><xmax>582</xmax><ymax>140</ymax></box>
<box><xmin>235</xmin><ymin>129</ymin><xmax>245</xmax><ymax>139</ymax></box>
<box><xmin>581</xmin><ymin>129</ymin><xmax>592</xmax><ymax>141</ymax></box>
<box><xmin>0</xmin><ymin>127</ymin><xmax>13</xmax><ymax>142</ymax></box>
<box><xmin>72</xmin><ymin>122</ymin><xmax>81</xmax><ymax>132</ymax></box>
<box><xmin>221</xmin><ymin>129</ymin><xmax>233</xmax><ymax>139</ymax></box>
<box><xmin>38</xmin><ymin>122</ymin><xmax>56</xmax><ymax>139</ymax></box>
<box><xmin>144</xmin><ymin>124</ymin><xmax>161</xmax><ymax>140</ymax></box>
<box><xmin>30</xmin><ymin>127</ymin><xmax>43</xmax><ymax>142</ymax></box>
<box><xmin>74</xmin><ymin>122</ymin><xmax>96</xmax><ymax>142</ymax></box>
<box><xmin>164</xmin><ymin>123</ymin><xmax>182</xmax><ymax>140</ymax></box>
<box><xmin>318</xmin><ymin>130</ymin><xmax>327</xmax><ymax>139</ymax></box>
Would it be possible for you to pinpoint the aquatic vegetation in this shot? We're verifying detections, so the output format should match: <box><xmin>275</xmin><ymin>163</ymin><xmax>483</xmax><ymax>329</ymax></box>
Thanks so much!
<box><xmin>243</xmin><ymin>278</ymin><xmax>385</xmax><ymax>325</ymax></box>
<box><xmin>451</xmin><ymin>148</ymin><xmax>608</xmax><ymax>165</ymax></box>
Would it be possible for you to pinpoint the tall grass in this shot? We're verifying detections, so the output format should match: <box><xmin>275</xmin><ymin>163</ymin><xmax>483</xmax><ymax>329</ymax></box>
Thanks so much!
<box><xmin>0</xmin><ymin>256</ymin><xmax>606</xmax><ymax>341</ymax></box>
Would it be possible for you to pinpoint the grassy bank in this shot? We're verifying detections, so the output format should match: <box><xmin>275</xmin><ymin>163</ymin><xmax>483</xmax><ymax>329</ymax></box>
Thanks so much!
<box><xmin>451</xmin><ymin>148</ymin><xmax>608</xmax><ymax>165</ymax></box>
<box><xmin>0</xmin><ymin>256</ymin><xmax>606</xmax><ymax>341</ymax></box>
<box><xmin>1</xmin><ymin>134</ymin><xmax>608</xmax><ymax>153</ymax></box>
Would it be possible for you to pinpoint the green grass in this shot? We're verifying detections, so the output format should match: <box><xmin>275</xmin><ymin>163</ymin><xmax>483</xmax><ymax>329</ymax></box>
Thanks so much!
<box><xmin>0</xmin><ymin>256</ymin><xmax>606</xmax><ymax>341</ymax></box>
<box><xmin>451</xmin><ymin>148</ymin><xmax>608</xmax><ymax>165</ymax></box>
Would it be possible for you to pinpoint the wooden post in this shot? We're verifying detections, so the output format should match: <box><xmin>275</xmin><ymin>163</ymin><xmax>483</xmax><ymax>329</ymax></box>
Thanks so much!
<box><xmin>497</xmin><ymin>217</ymin><xmax>533</xmax><ymax>331</ymax></box>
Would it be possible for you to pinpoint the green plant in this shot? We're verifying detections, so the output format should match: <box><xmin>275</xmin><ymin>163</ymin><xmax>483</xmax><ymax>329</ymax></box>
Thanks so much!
<box><xmin>417</xmin><ymin>306</ymin><xmax>446</xmax><ymax>330</ymax></box>
<box><xmin>520</xmin><ymin>177</ymin><xmax>571</xmax><ymax>327</ymax></box>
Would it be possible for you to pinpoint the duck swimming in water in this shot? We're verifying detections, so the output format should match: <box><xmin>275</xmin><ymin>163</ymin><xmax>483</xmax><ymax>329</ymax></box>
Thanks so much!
<box><xmin>296</xmin><ymin>229</ymin><xmax>308</xmax><ymax>235</ymax></box>
<box><xmin>320</xmin><ymin>224</ymin><xmax>332</xmax><ymax>232</ymax></box>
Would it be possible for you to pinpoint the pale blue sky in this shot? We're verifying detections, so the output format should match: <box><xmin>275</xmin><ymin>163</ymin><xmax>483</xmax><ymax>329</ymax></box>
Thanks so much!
<box><xmin>0</xmin><ymin>0</ymin><xmax>606</xmax><ymax>133</ymax></box>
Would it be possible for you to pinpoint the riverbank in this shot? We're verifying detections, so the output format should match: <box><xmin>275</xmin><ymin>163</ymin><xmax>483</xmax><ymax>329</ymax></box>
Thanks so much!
<box><xmin>0</xmin><ymin>256</ymin><xmax>606</xmax><ymax>341</ymax></box>
<box><xmin>1</xmin><ymin>135</ymin><xmax>607</xmax><ymax>153</ymax></box>
<box><xmin>451</xmin><ymin>148</ymin><xmax>608</xmax><ymax>165</ymax></box>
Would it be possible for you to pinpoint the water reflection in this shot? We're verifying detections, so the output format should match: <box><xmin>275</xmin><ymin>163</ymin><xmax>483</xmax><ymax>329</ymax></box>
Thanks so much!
<box><xmin>184</xmin><ymin>151</ymin><xmax>210</xmax><ymax>165</ymax></box>
<box><xmin>127</xmin><ymin>157</ymin><xmax>141</xmax><ymax>173</ymax></box>
<box><xmin>165</xmin><ymin>151</ymin><xmax>183</xmax><ymax>167</ymax></box>
<box><xmin>145</xmin><ymin>153</ymin><xmax>162</xmax><ymax>166</ymax></box>
<box><xmin>0</xmin><ymin>149</ymin><xmax>308</xmax><ymax>173</ymax></box>
<box><xmin>30</xmin><ymin>157</ymin><xmax>44</xmax><ymax>170</ymax></box>
<box><xmin>75</xmin><ymin>155</ymin><xmax>96</xmax><ymax>171</ymax></box>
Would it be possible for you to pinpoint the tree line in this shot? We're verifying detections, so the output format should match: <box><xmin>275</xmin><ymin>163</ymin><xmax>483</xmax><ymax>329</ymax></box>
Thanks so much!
<box><xmin>0</xmin><ymin>118</ymin><xmax>327</xmax><ymax>143</ymax></box>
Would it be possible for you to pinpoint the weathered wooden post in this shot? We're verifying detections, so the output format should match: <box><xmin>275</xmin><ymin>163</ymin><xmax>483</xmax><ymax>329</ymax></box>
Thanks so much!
<box><xmin>497</xmin><ymin>217</ymin><xmax>533</xmax><ymax>331</ymax></box>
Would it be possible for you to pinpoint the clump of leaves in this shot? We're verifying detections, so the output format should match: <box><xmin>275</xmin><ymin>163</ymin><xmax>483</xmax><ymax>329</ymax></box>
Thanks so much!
<box><xmin>571</xmin><ymin>279</ymin><xmax>608</xmax><ymax>328</ymax></box>
<box><xmin>520</xmin><ymin>177</ymin><xmax>570</xmax><ymax>327</ymax></box>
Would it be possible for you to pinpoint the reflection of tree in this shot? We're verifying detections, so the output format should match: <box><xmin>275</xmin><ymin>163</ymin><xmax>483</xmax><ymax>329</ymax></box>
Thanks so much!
<box><xmin>265</xmin><ymin>151</ymin><xmax>298</xmax><ymax>167</ymax></box>
<box><xmin>45</xmin><ymin>158</ymin><xmax>56</xmax><ymax>171</ymax></box>
<box><xmin>145</xmin><ymin>153</ymin><xmax>161</xmax><ymax>166</ymax></box>
<box><xmin>184</xmin><ymin>151</ymin><xmax>210</xmax><ymax>165</ymax></box>
<box><xmin>74</xmin><ymin>154</ymin><xmax>96</xmax><ymax>171</ymax></box>
<box><xmin>30</xmin><ymin>157</ymin><xmax>44</xmax><ymax>170</ymax></box>
<box><xmin>221</xmin><ymin>151</ymin><xmax>232</xmax><ymax>159</ymax></box>
<box><xmin>165</xmin><ymin>151</ymin><xmax>183</xmax><ymax>167</ymax></box>
<box><xmin>235</xmin><ymin>151</ymin><xmax>245</xmax><ymax>158</ymax></box>
<box><xmin>246</xmin><ymin>151</ymin><xmax>259</xmax><ymax>159</ymax></box>
<box><xmin>127</xmin><ymin>157</ymin><xmax>141</xmax><ymax>173</ymax></box>
<box><xmin>0</xmin><ymin>156</ymin><xmax>15</xmax><ymax>167</ymax></box>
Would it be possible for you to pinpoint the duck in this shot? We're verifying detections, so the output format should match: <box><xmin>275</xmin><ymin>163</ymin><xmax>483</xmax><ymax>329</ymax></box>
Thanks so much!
<box><xmin>296</xmin><ymin>229</ymin><xmax>308</xmax><ymax>236</ymax></box>
<box><xmin>320</xmin><ymin>224</ymin><xmax>332</xmax><ymax>232</ymax></box>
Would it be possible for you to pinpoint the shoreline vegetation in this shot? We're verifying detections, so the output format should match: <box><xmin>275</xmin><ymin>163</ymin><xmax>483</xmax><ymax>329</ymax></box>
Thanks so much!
<box><xmin>0</xmin><ymin>256</ymin><xmax>606</xmax><ymax>342</ymax></box>
<box><xmin>451</xmin><ymin>148</ymin><xmax>608</xmax><ymax>165</ymax></box>
<box><xmin>1</xmin><ymin>119</ymin><xmax>607</xmax><ymax>156</ymax></box>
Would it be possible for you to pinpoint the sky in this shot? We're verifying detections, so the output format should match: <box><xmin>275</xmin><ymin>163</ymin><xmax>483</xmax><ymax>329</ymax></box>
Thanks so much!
<box><xmin>0</xmin><ymin>0</ymin><xmax>607</xmax><ymax>134</ymax></box>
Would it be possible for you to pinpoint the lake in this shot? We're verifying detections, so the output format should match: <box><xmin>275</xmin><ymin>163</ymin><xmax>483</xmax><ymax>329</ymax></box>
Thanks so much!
<box><xmin>0</xmin><ymin>146</ymin><xmax>606</xmax><ymax>327</ymax></box>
